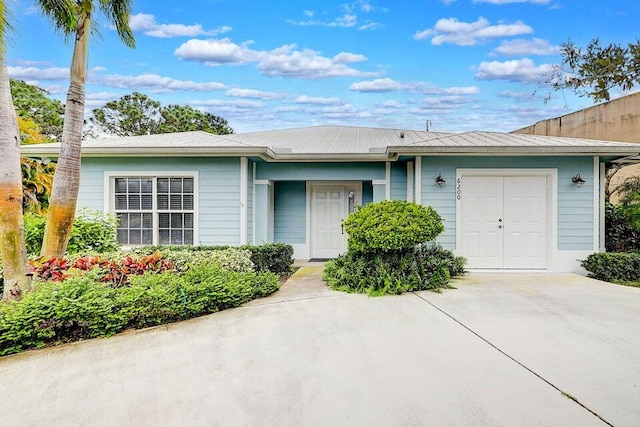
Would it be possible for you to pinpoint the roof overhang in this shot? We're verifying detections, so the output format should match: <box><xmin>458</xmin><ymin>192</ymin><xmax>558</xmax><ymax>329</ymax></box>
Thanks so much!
<box><xmin>388</xmin><ymin>145</ymin><xmax>640</xmax><ymax>157</ymax></box>
<box><xmin>20</xmin><ymin>144</ymin><xmax>399</xmax><ymax>162</ymax></box>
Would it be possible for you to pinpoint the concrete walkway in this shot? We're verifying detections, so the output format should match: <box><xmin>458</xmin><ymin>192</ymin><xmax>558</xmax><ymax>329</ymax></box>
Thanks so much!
<box><xmin>1</xmin><ymin>268</ymin><xmax>639</xmax><ymax>426</ymax></box>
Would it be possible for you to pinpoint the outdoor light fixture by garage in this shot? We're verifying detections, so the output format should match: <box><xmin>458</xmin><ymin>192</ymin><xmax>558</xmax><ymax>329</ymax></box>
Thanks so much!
<box><xmin>435</xmin><ymin>174</ymin><xmax>446</xmax><ymax>187</ymax></box>
<box><xmin>572</xmin><ymin>173</ymin><xmax>586</xmax><ymax>188</ymax></box>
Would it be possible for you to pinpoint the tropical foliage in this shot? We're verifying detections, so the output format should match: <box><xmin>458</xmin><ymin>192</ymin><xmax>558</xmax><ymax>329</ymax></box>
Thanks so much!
<box><xmin>548</xmin><ymin>38</ymin><xmax>640</xmax><ymax>102</ymax></box>
<box><xmin>21</xmin><ymin>157</ymin><xmax>56</xmax><ymax>214</ymax></box>
<box><xmin>11</xmin><ymin>79</ymin><xmax>64</xmax><ymax>141</ymax></box>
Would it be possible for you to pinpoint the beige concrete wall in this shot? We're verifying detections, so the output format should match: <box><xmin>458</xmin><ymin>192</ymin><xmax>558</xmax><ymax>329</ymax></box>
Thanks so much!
<box><xmin>514</xmin><ymin>92</ymin><xmax>640</xmax><ymax>143</ymax></box>
<box><xmin>513</xmin><ymin>92</ymin><xmax>640</xmax><ymax>203</ymax></box>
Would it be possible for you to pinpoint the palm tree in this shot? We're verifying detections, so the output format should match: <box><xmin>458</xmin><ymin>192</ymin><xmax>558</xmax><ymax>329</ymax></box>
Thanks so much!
<box><xmin>40</xmin><ymin>0</ymin><xmax>135</xmax><ymax>258</ymax></box>
<box><xmin>0</xmin><ymin>0</ymin><xmax>34</xmax><ymax>300</ymax></box>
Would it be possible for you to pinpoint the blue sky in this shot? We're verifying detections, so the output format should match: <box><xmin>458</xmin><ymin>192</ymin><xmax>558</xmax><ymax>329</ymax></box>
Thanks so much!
<box><xmin>7</xmin><ymin>0</ymin><xmax>639</xmax><ymax>133</ymax></box>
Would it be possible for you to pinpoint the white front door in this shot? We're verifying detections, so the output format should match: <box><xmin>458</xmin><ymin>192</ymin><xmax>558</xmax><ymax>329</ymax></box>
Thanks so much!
<box><xmin>311</xmin><ymin>185</ymin><xmax>347</xmax><ymax>258</ymax></box>
<box><xmin>460</xmin><ymin>175</ymin><xmax>547</xmax><ymax>269</ymax></box>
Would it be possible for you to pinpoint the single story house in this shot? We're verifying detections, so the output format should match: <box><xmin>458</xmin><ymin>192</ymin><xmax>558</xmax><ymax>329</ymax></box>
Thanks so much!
<box><xmin>22</xmin><ymin>125</ymin><xmax>640</xmax><ymax>272</ymax></box>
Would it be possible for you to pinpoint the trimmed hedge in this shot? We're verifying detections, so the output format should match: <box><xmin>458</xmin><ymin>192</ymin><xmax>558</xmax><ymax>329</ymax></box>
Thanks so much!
<box><xmin>324</xmin><ymin>243</ymin><xmax>465</xmax><ymax>296</ymax></box>
<box><xmin>580</xmin><ymin>252</ymin><xmax>640</xmax><ymax>282</ymax></box>
<box><xmin>129</xmin><ymin>243</ymin><xmax>294</xmax><ymax>274</ymax></box>
<box><xmin>0</xmin><ymin>265</ymin><xmax>279</xmax><ymax>356</ymax></box>
<box><xmin>344</xmin><ymin>200</ymin><xmax>444</xmax><ymax>253</ymax></box>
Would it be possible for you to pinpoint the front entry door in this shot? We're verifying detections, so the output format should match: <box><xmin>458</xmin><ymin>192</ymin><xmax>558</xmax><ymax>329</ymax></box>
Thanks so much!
<box><xmin>311</xmin><ymin>185</ymin><xmax>347</xmax><ymax>258</ymax></box>
<box><xmin>460</xmin><ymin>175</ymin><xmax>547</xmax><ymax>269</ymax></box>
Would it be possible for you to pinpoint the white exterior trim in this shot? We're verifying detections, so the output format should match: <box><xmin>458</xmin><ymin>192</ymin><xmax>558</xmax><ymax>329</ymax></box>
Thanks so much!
<box><xmin>255</xmin><ymin>179</ymin><xmax>270</xmax><ymax>185</ymax></box>
<box><xmin>240</xmin><ymin>157</ymin><xmax>248</xmax><ymax>245</ymax></box>
<box><xmin>592</xmin><ymin>156</ymin><xmax>600</xmax><ymax>251</ymax></box>
<box><xmin>407</xmin><ymin>161</ymin><xmax>414</xmax><ymax>202</ymax></box>
<box><xmin>455</xmin><ymin>168</ymin><xmax>558</xmax><ymax>270</ymax></box>
<box><xmin>385</xmin><ymin>162</ymin><xmax>391</xmax><ymax>200</ymax></box>
<box><xmin>372</xmin><ymin>179</ymin><xmax>386</xmax><ymax>185</ymax></box>
<box><xmin>103</xmin><ymin>170</ymin><xmax>199</xmax><ymax>245</ymax></box>
<box><xmin>415</xmin><ymin>157</ymin><xmax>422</xmax><ymax>205</ymax></box>
<box><xmin>252</xmin><ymin>162</ymin><xmax>256</xmax><ymax>245</ymax></box>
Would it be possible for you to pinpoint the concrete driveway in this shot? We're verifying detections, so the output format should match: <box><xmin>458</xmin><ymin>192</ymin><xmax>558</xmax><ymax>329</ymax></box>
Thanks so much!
<box><xmin>1</xmin><ymin>269</ymin><xmax>639</xmax><ymax>426</ymax></box>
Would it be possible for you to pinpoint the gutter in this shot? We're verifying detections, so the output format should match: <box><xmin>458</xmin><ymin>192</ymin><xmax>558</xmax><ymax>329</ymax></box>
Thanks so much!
<box><xmin>20</xmin><ymin>145</ymin><xmax>399</xmax><ymax>162</ymax></box>
<box><xmin>387</xmin><ymin>145</ymin><xmax>640</xmax><ymax>157</ymax></box>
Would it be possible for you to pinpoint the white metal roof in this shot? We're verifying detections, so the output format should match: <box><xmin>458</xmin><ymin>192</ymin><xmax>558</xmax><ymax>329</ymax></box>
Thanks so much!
<box><xmin>20</xmin><ymin>125</ymin><xmax>640</xmax><ymax>160</ymax></box>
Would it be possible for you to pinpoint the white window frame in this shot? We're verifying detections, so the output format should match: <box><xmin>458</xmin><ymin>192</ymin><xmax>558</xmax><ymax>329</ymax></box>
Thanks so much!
<box><xmin>104</xmin><ymin>171</ymin><xmax>199</xmax><ymax>246</ymax></box>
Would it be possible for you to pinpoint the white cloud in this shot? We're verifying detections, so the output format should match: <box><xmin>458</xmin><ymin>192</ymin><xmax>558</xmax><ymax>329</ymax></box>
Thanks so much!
<box><xmin>191</xmin><ymin>99</ymin><xmax>263</xmax><ymax>109</ymax></box>
<box><xmin>350</xmin><ymin>77</ymin><xmax>407</xmax><ymax>92</ymax></box>
<box><xmin>129</xmin><ymin>13</ymin><xmax>231</xmax><ymax>38</ymax></box>
<box><xmin>174</xmin><ymin>38</ymin><xmax>263</xmax><ymax>65</ymax></box>
<box><xmin>287</xmin><ymin>13</ymin><xmax>357</xmax><ymax>28</ymax></box>
<box><xmin>492</xmin><ymin>38</ymin><xmax>560</xmax><ymax>56</ymax></box>
<box><xmin>304</xmin><ymin>10</ymin><xmax>314</xmax><ymax>18</ymax></box>
<box><xmin>499</xmin><ymin>90</ymin><xmax>536</xmax><ymax>100</ymax></box>
<box><xmin>359</xmin><ymin>22</ymin><xmax>382</xmax><ymax>31</ymax></box>
<box><xmin>94</xmin><ymin>72</ymin><xmax>226</xmax><ymax>92</ymax></box>
<box><xmin>475</xmin><ymin>58</ymin><xmax>554</xmax><ymax>83</ymax></box>
<box><xmin>295</xmin><ymin>95</ymin><xmax>343</xmax><ymax>105</ymax></box>
<box><xmin>333</xmin><ymin>52</ymin><xmax>367</xmax><ymax>64</ymax></box>
<box><xmin>225</xmin><ymin>88</ymin><xmax>284</xmax><ymax>99</ymax></box>
<box><xmin>176</xmin><ymin>39</ymin><xmax>378</xmax><ymax>80</ymax></box>
<box><xmin>414</xmin><ymin>17</ymin><xmax>533</xmax><ymax>46</ymax></box>
<box><xmin>8</xmin><ymin>66</ymin><xmax>69</xmax><ymax>80</ymax></box>
<box><xmin>350</xmin><ymin>77</ymin><xmax>479</xmax><ymax>95</ymax></box>
<box><xmin>258</xmin><ymin>45</ymin><xmax>378</xmax><ymax>79</ymax></box>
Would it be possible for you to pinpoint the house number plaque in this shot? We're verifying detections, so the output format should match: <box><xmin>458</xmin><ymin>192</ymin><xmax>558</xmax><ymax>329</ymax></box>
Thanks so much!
<box><xmin>456</xmin><ymin>178</ymin><xmax>461</xmax><ymax>200</ymax></box>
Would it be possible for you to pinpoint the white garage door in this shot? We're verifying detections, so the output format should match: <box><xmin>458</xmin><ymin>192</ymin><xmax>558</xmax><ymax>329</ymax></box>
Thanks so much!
<box><xmin>460</xmin><ymin>175</ymin><xmax>547</xmax><ymax>269</ymax></box>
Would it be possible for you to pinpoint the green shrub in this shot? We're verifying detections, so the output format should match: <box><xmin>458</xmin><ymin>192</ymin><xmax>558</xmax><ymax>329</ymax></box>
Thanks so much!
<box><xmin>324</xmin><ymin>244</ymin><xmax>466</xmax><ymax>296</ymax></box>
<box><xmin>0</xmin><ymin>276</ymin><xmax>125</xmax><ymax>355</ymax></box>
<box><xmin>580</xmin><ymin>252</ymin><xmax>640</xmax><ymax>282</ymax></box>
<box><xmin>129</xmin><ymin>243</ymin><xmax>293</xmax><ymax>274</ymax></box>
<box><xmin>344</xmin><ymin>200</ymin><xmax>444</xmax><ymax>253</ymax></box>
<box><xmin>23</xmin><ymin>209</ymin><xmax>119</xmax><ymax>255</ymax></box>
<box><xmin>605</xmin><ymin>203</ymin><xmax>640</xmax><ymax>252</ymax></box>
<box><xmin>245</xmin><ymin>243</ymin><xmax>293</xmax><ymax>274</ymax></box>
<box><xmin>0</xmin><ymin>265</ymin><xmax>279</xmax><ymax>356</ymax></box>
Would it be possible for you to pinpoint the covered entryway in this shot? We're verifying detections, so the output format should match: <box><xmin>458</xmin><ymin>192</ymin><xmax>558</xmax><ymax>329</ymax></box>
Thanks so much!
<box><xmin>309</xmin><ymin>182</ymin><xmax>361</xmax><ymax>259</ymax></box>
<box><xmin>458</xmin><ymin>170</ymin><xmax>553</xmax><ymax>269</ymax></box>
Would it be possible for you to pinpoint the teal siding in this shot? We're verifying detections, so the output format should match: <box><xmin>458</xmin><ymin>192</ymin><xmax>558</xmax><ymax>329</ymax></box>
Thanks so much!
<box><xmin>274</xmin><ymin>181</ymin><xmax>306</xmax><ymax>244</ymax></box>
<box><xmin>390</xmin><ymin>162</ymin><xmax>407</xmax><ymax>200</ymax></box>
<box><xmin>79</xmin><ymin>157</ymin><xmax>241</xmax><ymax>245</ymax></box>
<box><xmin>420</xmin><ymin>156</ymin><xmax>594</xmax><ymax>250</ymax></box>
<box><xmin>362</xmin><ymin>181</ymin><xmax>374</xmax><ymax>205</ymax></box>
<box><xmin>247</xmin><ymin>160</ymin><xmax>254</xmax><ymax>244</ymax></box>
<box><xmin>256</xmin><ymin>162</ymin><xmax>385</xmax><ymax>181</ymax></box>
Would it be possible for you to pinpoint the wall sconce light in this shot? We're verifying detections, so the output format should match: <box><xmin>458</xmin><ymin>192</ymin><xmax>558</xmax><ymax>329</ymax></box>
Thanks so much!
<box><xmin>572</xmin><ymin>173</ymin><xmax>586</xmax><ymax>188</ymax></box>
<box><xmin>435</xmin><ymin>174</ymin><xmax>446</xmax><ymax>187</ymax></box>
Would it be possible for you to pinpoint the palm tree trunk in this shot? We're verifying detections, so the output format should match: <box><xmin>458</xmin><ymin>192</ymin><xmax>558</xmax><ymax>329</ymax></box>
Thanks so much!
<box><xmin>0</xmin><ymin>52</ymin><xmax>31</xmax><ymax>300</ymax></box>
<box><xmin>41</xmin><ymin>12</ymin><xmax>90</xmax><ymax>258</ymax></box>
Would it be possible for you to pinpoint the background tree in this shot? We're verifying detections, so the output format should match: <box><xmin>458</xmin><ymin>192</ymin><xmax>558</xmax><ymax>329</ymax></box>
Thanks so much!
<box><xmin>158</xmin><ymin>104</ymin><xmax>233</xmax><ymax>134</ymax></box>
<box><xmin>548</xmin><ymin>38</ymin><xmax>640</xmax><ymax>103</ymax></box>
<box><xmin>90</xmin><ymin>92</ymin><xmax>234</xmax><ymax>136</ymax></box>
<box><xmin>10</xmin><ymin>79</ymin><xmax>64</xmax><ymax>141</ymax></box>
<box><xmin>89</xmin><ymin>91</ymin><xmax>161</xmax><ymax>136</ymax></box>
<box><xmin>40</xmin><ymin>0</ymin><xmax>135</xmax><ymax>259</ymax></box>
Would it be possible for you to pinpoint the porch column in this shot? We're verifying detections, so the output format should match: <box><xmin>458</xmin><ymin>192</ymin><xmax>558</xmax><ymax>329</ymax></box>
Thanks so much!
<box><xmin>254</xmin><ymin>180</ymin><xmax>273</xmax><ymax>244</ymax></box>
<box><xmin>372</xmin><ymin>180</ymin><xmax>387</xmax><ymax>202</ymax></box>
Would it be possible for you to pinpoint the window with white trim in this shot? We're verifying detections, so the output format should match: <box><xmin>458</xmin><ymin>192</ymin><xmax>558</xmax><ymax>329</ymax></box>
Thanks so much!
<box><xmin>113</xmin><ymin>176</ymin><xmax>195</xmax><ymax>245</ymax></box>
